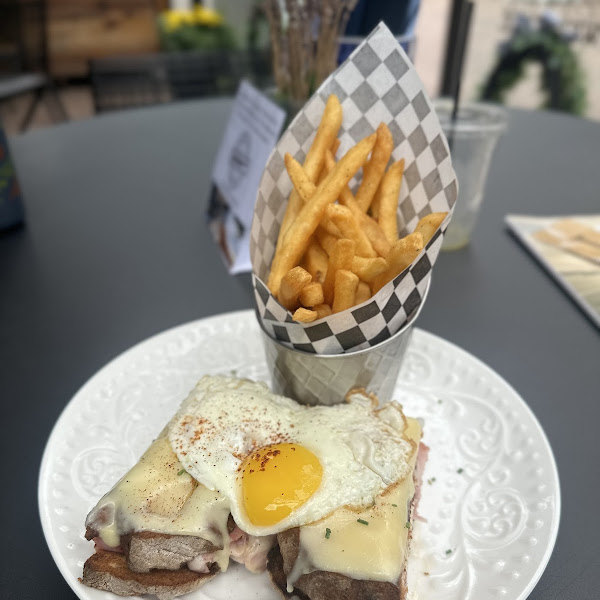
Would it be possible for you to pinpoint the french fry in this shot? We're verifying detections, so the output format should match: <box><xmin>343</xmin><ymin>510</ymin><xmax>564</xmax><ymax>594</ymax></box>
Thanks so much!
<box><xmin>415</xmin><ymin>212</ymin><xmax>448</xmax><ymax>245</ymax></box>
<box><xmin>314</xmin><ymin>303</ymin><xmax>332</xmax><ymax>319</ymax></box>
<box><xmin>316</xmin><ymin>227</ymin><xmax>338</xmax><ymax>256</ymax></box>
<box><xmin>343</xmin><ymin>194</ymin><xmax>391</xmax><ymax>257</ymax></box>
<box><xmin>299</xmin><ymin>281</ymin><xmax>324</xmax><ymax>307</ymax></box>
<box><xmin>300</xmin><ymin>95</ymin><xmax>343</xmax><ymax>183</ymax></box>
<box><xmin>303</xmin><ymin>240</ymin><xmax>329</xmax><ymax>283</ymax></box>
<box><xmin>266</xmin><ymin>98</ymin><xmax>433</xmax><ymax>318</ymax></box>
<box><xmin>330</xmin><ymin>137</ymin><xmax>341</xmax><ymax>157</ymax></box>
<box><xmin>377</xmin><ymin>159</ymin><xmax>405</xmax><ymax>244</ymax></box>
<box><xmin>357</xmin><ymin>212</ymin><xmax>392</xmax><ymax>258</ymax></box>
<box><xmin>316</xmin><ymin>138</ymin><xmax>341</xmax><ymax>184</ymax></box>
<box><xmin>268</xmin><ymin>132</ymin><xmax>376</xmax><ymax>296</ymax></box>
<box><xmin>284</xmin><ymin>153</ymin><xmax>317</xmax><ymax>203</ymax></box>
<box><xmin>319</xmin><ymin>218</ymin><xmax>343</xmax><ymax>237</ymax></box>
<box><xmin>371</xmin><ymin>232</ymin><xmax>424</xmax><ymax>293</ymax></box>
<box><xmin>324</xmin><ymin>150</ymin><xmax>391</xmax><ymax>257</ymax></box>
<box><xmin>273</xmin><ymin>95</ymin><xmax>343</xmax><ymax>265</ymax></box>
<box><xmin>293</xmin><ymin>308</ymin><xmax>318</xmax><ymax>323</ymax></box>
<box><xmin>279</xmin><ymin>266</ymin><xmax>312</xmax><ymax>311</ymax></box>
<box><xmin>326</xmin><ymin>204</ymin><xmax>377</xmax><ymax>258</ymax></box>
<box><xmin>355</xmin><ymin>280</ymin><xmax>372</xmax><ymax>305</ymax></box>
<box><xmin>316</xmin><ymin>164</ymin><xmax>328</xmax><ymax>186</ymax></box>
<box><xmin>332</xmin><ymin>269</ymin><xmax>359</xmax><ymax>313</ymax></box>
<box><xmin>285</xmin><ymin>154</ymin><xmax>343</xmax><ymax>238</ymax></box>
<box><xmin>370</xmin><ymin>185</ymin><xmax>382</xmax><ymax>221</ymax></box>
<box><xmin>351</xmin><ymin>256</ymin><xmax>388</xmax><ymax>282</ymax></box>
<box><xmin>273</xmin><ymin>190</ymin><xmax>303</xmax><ymax>257</ymax></box>
<box><xmin>322</xmin><ymin>238</ymin><xmax>355</xmax><ymax>306</ymax></box>
<box><xmin>355</xmin><ymin>122</ymin><xmax>394</xmax><ymax>213</ymax></box>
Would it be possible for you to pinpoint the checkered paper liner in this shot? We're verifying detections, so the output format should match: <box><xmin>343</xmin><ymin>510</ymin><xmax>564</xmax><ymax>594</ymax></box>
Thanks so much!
<box><xmin>250</xmin><ymin>22</ymin><xmax>457</xmax><ymax>354</ymax></box>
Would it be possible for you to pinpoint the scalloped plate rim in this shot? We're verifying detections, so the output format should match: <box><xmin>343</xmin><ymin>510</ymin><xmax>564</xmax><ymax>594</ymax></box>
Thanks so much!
<box><xmin>38</xmin><ymin>309</ymin><xmax>560</xmax><ymax>600</ymax></box>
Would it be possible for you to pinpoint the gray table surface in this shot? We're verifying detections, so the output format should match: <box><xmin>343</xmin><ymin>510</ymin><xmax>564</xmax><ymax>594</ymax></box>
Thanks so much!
<box><xmin>1</xmin><ymin>99</ymin><xmax>599</xmax><ymax>599</ymax></box>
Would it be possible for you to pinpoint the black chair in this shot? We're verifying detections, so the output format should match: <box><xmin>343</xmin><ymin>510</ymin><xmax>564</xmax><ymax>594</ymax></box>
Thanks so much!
<box><xmin>89</xmin><ymin>49</ymin><xmax>273</xmax><ymax>113</ymax></box>
<box><xmin>89</xmin><ymin>54</ymin><xmax>173</xmax><ymax>113</ymax></box>
<box><xmin>165</xmin><ymin>51</ymin><xmax>239</xmax><ymax>99</ymax></box>
<box><xmin>0</xmin><ymin>0</ymin><xmax>67</xmax><ymax>131</ymax></box>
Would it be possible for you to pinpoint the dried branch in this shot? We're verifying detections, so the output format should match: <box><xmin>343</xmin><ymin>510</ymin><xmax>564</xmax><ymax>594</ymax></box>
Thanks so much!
<box><xmin>264</xmin><ymin>0</ymin><xmax>360</xmax><ymax>101</ymax></box>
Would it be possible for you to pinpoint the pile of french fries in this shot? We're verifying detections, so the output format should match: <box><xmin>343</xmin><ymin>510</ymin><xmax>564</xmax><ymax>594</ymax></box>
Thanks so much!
<box><xmin>267</xmin><ymin>94</ymin><xmax>447</xmax><ymax>323</ymax></box>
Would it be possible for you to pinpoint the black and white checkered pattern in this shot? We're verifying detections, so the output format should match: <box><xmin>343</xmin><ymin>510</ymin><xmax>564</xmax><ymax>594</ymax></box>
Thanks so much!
<box><xmin>250</xmin><ymin>22</ymin><xmax>457</xmax><ymax>354</ymax></box>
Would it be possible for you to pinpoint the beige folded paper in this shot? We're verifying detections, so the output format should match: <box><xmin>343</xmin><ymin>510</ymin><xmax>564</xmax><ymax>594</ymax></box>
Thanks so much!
<box><xmin>533</xmin><ymin>219</ymin><xmax>600</xmax><ymax>265</ymax></box>
<box><xmin>505</xmin><ymin>214</ymin><xmax>600</xmax><ymax>329</ymax></box>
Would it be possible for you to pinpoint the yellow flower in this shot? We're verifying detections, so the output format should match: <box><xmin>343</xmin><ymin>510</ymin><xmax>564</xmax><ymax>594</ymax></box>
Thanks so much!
<box><xmin>193</xmin><ymin>5</ymin><xmax>224</xmax><ymax>27</ymax></box>
<box><xmin>162</xmin><ymin>10</ymin><xmax>194</xmax><ymax>32</ymax></box>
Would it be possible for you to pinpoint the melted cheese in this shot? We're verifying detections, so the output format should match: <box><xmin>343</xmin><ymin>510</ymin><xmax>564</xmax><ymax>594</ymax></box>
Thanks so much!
<box><xmin>85</xmin><ymin>433</ymin><xmax>231</xmax><ymax>571</ymax></box>
<box><xmin>289</xmin><ymin>417</ymin><xmax>421</xmax><ymax>587</ymax></box>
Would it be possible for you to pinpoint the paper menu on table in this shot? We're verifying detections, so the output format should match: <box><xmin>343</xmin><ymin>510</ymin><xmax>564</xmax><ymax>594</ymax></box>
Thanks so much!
<box><xmin>506</xmin><ymin>214</ymin><xmax>600</xmax><ymax>329</ymax></box>
<box><xmin>208</xmin><ymin>80</ymin><xmax>286</xmax><ymax>274</ymax></box>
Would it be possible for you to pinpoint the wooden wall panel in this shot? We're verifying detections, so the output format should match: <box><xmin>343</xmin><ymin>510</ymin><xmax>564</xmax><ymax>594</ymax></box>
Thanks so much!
<box><xmin>48</xmin><ymin>1</ymin><xmax>163</xmax><ymax>77</ymax></box>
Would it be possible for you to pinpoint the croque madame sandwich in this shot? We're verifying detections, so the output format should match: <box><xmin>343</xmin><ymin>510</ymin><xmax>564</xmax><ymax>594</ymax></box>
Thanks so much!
<box><xmin>82</xmin><ymin>375</ymin><xmax>427</xmax><ymax>599</ymax></box>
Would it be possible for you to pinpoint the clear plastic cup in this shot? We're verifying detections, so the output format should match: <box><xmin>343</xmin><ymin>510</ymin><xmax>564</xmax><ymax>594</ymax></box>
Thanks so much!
<box><xmin>434</xmin><ymin>100</ymin><xmax>507</xmax><ymax>250</ymax></box>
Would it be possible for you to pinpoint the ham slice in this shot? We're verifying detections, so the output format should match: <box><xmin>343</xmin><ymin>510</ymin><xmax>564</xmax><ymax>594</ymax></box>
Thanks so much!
<box><xmin>229</xmin><ymin>526</ymin><xmax>276</xmax><ymax>573</ymax></box>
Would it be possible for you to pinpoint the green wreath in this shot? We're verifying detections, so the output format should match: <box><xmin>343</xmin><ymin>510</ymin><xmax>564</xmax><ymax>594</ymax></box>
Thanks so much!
<box><xmin>480</xmin><ymin>27</ymin><xmax>586</xmax><ymax>116</ymax></box>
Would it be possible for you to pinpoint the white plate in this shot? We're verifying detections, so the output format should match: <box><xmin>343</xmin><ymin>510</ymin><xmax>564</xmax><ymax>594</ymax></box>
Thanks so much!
<box><xmin>39</xmin><ymin>310</ymin><xmax>560</xmax><ymax>600</ymax></box>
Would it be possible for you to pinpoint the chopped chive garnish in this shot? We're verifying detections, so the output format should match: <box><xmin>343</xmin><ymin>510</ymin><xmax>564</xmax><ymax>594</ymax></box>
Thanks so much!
<box><xmin>427</xmin><ymin>477</ymin><xmax>436</xmax><ymax>485</ymax></box>
<box><xmin>457</xmin><ymin>468</ymin><xmax>464</xmax><ymax>474</ymax></box>
<box><xmin>437</xmin><ymin>399</ymin><xmax>442</xmax><ymax>404</ymax></box>
<box><xmin>392</xmin><ymin>503</ymin><xmax>398</xmax><ymax>507</ymax></box>
<box><xmin>405</xmin><ymin>522</ymin><xmax>411</xmax><ymax>529</ymax></box>
<box><xmin>445</xmin><ymin>549</ymin><xmax>452</xmax><ymax>555</ymax></box>
<box><xmin>325</xmin><ymin>528</ymin><xmax>331</xmax><ymax>539</ymax></box>
<box><xmin>357</xmin><ymin>519</ymin><xmax>369</xmax><ymax>526</ymax></box>
<box><xmin>177</xmin><ymin>469</ymin><xmax>186</xmax><ymax>476</ymax></box>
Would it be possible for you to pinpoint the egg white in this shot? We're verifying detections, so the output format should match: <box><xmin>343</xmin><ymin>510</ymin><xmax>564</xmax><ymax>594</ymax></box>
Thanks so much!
<box><xmin>167</xmin><ymin>375</ymin><xmax>414</xmax><ymax>536</ymax></box>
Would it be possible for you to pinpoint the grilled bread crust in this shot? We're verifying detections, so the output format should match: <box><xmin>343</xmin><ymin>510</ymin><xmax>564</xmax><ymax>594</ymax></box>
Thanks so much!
<box><xmin>81</xmin><ymin>550</ymin><xmax>218</xmax><ymax>599</ymax></box>
<box><xmin>85</xmin><ymin>526</ymin><xmax>219</xmax><ymax>574</ymax></box>
<box><xmin>265</xmin><ymin>441</ymin><xmax>430</xmax><ymax>600</ymax></box>
<box><xmin>267</xmin><ymin>529</ymin><xmax>404</xmax><ymax>600</ymax></box>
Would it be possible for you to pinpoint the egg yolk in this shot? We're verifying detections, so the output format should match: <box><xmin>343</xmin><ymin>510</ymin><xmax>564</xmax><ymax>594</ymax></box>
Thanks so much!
<box><xmin>240</xmin><ymin>443</ymin><xmax>323</xmax><ymax>526</ymax></box>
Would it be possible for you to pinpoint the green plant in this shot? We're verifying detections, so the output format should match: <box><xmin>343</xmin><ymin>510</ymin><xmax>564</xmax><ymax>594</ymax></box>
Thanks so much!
<box><xmin>480</xmin><ymin>25</ymin><xmax>586</xmax><ymax>115</ymax></box>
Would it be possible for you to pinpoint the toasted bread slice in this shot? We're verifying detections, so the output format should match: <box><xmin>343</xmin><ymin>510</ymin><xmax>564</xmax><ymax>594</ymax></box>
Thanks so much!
<box><xmin>267</xmin><ymin>440</ymin><xmax>429</xmax><ymax>600</ymax></box>
<box><xmin>86</xmin><ymin>526</ymin><xmax>220</xmax><ymax>574</ymax></box>
<box><xmin>81</xmin><ymin>550</ymin><xmax>217</xmax><ymax>599</ymax></box>
<box><xmin>268</xmin><ymin>531</ymin><xmax>401</xmax><ymax>600</ymax></box>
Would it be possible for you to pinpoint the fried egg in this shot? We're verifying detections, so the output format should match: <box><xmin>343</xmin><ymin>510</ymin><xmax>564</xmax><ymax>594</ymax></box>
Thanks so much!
<box><xmin>167</xmin><ymin>375</ymin><xmax>415</xmax><ymax>536</ymax></box>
